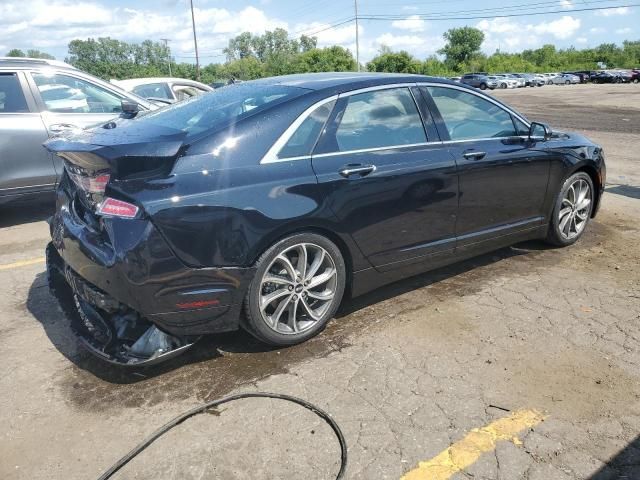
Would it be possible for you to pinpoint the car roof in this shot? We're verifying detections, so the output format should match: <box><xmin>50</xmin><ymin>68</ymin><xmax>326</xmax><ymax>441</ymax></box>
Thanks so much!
<box><xmin>112</xmin><ymin>77</ymin><xmax>213</xmax><ymax>90</ymax></box>
<box><xmin>0</xmin><ymin>57</ymin><xmax>76</xmax><ymax>70</ymax></box>
<box><xmin>246</xmin><ymin>72</ymin><xmax>457</xmax><ymax>93</ymax></box>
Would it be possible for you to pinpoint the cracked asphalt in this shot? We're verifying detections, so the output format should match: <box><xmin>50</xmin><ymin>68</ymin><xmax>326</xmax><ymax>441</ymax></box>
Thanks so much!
<box><xmin>1</xmin><ymin>83</ymin><xmax>639</xmax><ymax>479</ymax></box>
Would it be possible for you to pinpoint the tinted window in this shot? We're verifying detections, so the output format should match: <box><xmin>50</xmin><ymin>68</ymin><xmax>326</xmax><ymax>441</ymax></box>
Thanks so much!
<box><xmin>278</xmin><ymin>100</ymin><xmax>335</xmax><ymax>159</ymax></box>
<box><xmin>331</xmin><ymin>88</ymin><xmax>426</xmax><ymax>152</ymax></box>
<box><xmin>129</xmin><ymin>83</ymin><xmax>308</xmax><ymax>138</ymax></box>
<box><xmin>32</xmin><ymin>73</ymin><xmax>122</xmax><ymax>113</ymax></box>
<box><xmin>0</xmin><ymin>73</ymin><xmax>29</xmax><ymax>113</ymax></box>
<box><xmin>427</xmin><ymin>86</ymin><xmax>517</xmax><ymax>140</ymax></box>
<box><xmin>133</xmin><ymin>83</ymin><xmax>172</xmax><ymax>100</ymax></box>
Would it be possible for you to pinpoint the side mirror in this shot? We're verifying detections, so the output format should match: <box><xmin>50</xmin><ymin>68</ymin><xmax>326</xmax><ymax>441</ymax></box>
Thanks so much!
<box><xmin>121</xmin><ymin>99</ymin><xmax>140</xmax><ymax>115</ymax></box>
<box><xmin>529</xmin><ymin>121</ymin><xmax>552</xmax><ymax>141</ymax></box>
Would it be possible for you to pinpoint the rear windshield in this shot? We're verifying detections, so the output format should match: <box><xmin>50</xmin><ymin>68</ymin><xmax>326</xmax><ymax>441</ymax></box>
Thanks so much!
<box><xmin>129</xmin><ymin>83</ymin><xmax>308</xmax><ymax>138</ymax></box>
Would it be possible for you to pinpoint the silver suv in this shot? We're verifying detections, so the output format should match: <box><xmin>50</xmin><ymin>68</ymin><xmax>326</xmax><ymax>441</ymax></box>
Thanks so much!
<box><xmin>0</xmin><ymin>57</ymin><xmax>155</xmax><ymax>204</ymax></box>
<box><xmin>460</xmin><ymin>74</ymin><xmax>498</xmax><ymax>90</ymax></box>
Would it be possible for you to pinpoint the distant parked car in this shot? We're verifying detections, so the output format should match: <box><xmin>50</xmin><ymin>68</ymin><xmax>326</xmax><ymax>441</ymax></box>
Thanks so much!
<box><xmin>631</xmin><ymin>70</ymin><xmax>640</xmax><ymax>83</ymax></box>
<box><xmin>0</xmin><ymin>57</ymin><xmax>156</xmax><ymax>205</ymax></box>
<box><xmin>489</xmin><ymin>75</ymin><xmax>519</xmax><ymax>89</ymax></box>
<box><xmin>111</xmin><ymin>77</ymin><xmax>213</xmax><ymax>103</ymax></box>
<box><xmin>449</xmin><ymin>76</ymin><xmax>462</xmax><ymax>82</ymax></box>
<box><xmin>592</xmin><ymin>71</ymin><xmax>626</xmax><ymax>83</ymax></box>
<box><xmin>551</xmin><ymin>74</ymin><xmax>580</xmax><ymax>85</ymax></box>
<box><xmin>460</xmin><ymin>74</ymin><xmax>497</xmax><ymax>90</ymax></box>
<box><xmin>565</xmin><ymin>71</ymin><xmax>591</xmax><ymax>83</ymax></box>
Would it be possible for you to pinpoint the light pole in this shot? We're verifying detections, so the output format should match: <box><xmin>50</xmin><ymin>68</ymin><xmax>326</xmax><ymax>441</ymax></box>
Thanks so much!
<box><xmin>161</xmin><ymin>38</ymin><xmax>172</xmax><ymax>76</ymax></box>
<box><xmin>189</xmin><ymin>0</ymin><xmax>201</xmax><ymax>81</ymax></box>
<box><xmin>354</xmin><ymin>0</ymin><xmax>360</xmax><ymax>72</ymax></box>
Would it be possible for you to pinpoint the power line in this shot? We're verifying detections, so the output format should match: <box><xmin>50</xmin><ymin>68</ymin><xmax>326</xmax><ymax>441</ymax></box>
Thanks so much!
<box><xmin>358</xmin><ymin>3</ymin><xmax>638</xmax><ymax>20</ymax></box>
<box><xmin>362</xmin><ymin>0</ymin><xmax>625</xmax><ymax>17</ymax></box>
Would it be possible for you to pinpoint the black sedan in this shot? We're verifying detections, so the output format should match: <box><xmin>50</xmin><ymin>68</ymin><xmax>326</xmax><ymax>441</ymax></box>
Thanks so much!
<box><xmin>45</xmin><ymin>73</ymin><xmax>605</xmax><ymax>365</ymax></box>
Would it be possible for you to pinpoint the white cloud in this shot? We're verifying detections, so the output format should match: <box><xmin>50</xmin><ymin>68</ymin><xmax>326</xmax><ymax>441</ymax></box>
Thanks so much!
<box><xmin>373</xmin><ymin>32</ymin><xmax>444</xmax><ymax>57</ymax></box>
<box><xmin>0</xmin><ymin>0</ymin><xmax>289</xmax><ymax>60</ymax></box>
<box><xmin>595</xmin><ymin>7</ymin><xmax>630</xmax><ymax>16</ymax></box>
<box><xmin>615</xmin><ymin>27</ymin><xmax>633</xmax><ymax>34</ymax></box>
<box><xmin>477</xmin><ymin>16</ymin><xmax>581</xmax><ymax>52</ymax></box>
<box><xmin>560</xmin><ymin>0</ymin><xmax>574</xmax><ymax>9</ymax></box>
<box><xmin>589</xmin><ymin>27</ymin><xmax>605</xmax><ymax>33</ymax></box>
<box><xmin>391</xmin><ymin>15</ymin><xmax>426</xmax><ymax>32</ymax></box>
<box><xmin>530</xmin><ymin>16</ymin><xmax>581</xmax><ymax>39</ymax></box>
<box><xmin>576</xmin><ymin>37</ymin><xmax>588</xmax><ymax>44</ymax></box>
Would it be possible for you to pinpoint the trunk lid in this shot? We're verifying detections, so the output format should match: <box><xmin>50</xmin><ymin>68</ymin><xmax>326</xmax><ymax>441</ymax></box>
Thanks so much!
<box><xmin>44</xmin><ymin>121</ymin><xmax>187</xmax><ymax>213</ymax></box>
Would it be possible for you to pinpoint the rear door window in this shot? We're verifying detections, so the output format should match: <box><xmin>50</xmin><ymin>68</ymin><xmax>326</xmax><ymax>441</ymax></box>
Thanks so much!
<box><xmin>0</xmin><ymin>73</ymin><xmax>29</xmax><ymax>113</ymax></box>
<box><xmin>322</xmin><ymin>88</ymin><xmax>427</xmax><ymax>153</ymax></box>
<box><xmin>426</xmin><ymin>86</ymin><xmax>518</xmax><ymax>141</ymax></box>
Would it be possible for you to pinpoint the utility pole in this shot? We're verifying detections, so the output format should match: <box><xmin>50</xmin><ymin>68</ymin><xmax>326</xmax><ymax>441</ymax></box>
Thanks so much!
<box><xmin>161</xmin><ymin>38</ymin><xmax>172</xmax><ymax>76</ymax></box>
<box><xmin>189</xmin><ymin>0</ymin><xmax>201</xmax><ymax>81</ymax></box>
<box><xmin>354</xmin><ymin>0</ymin><xmax>360</xmax><ymax>71</ymax></box>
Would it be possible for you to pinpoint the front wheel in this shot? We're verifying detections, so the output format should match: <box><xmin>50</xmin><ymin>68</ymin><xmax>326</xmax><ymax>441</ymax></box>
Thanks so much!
<box><xmin>546</xmin><ymin>172</ymin><xmax>594</xmax><ymax>247</ymax></box>
<box><xmin>565</xmin><ymin>80</ymin><xmax>570</xmax><ymax>85</ymax></box>
<box><xmin>243</xmin><ymin>233</ymin><xmax>346</xmax><ymax>346</ymax></box>
<box><xmin>500</xmin><ymin>83</ymin><xmax>507</xmax><ymax>89</ymax></box>
<box><xmin>479</xmin><ymin>83</ymin><xmax>487</xmax><ymax>90</ymax></box>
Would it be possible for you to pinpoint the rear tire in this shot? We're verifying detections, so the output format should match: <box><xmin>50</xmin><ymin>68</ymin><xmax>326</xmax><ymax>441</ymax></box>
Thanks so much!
<box><xmin>479</xmin><ymin>83</ymin><xmax>487</xmax><ymax>90</ymax></box>
<box><xmin>243</xmin><ymin>233</ymin><xmax>346</xmax><ymax>346</ymax></box>
<box><xmin>565</xmin><ymin>80</ymin><xmax>570</xmax><ymax>85</ymax></box>
<box><xmin>500</xmin><ymin>83</ymin><xmax>507</xmax><ymax>89</ymax></box>
<box><xmin>545</xmin><ymin>172</ymin><xmax>594</xmax><ymax>247</ymax></box>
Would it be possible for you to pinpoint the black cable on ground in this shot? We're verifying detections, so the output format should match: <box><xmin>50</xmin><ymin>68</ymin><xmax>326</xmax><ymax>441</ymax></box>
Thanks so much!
<box><xmin>97</xmin><ymin>392</ymin><xmax>348</xmax><ymax>480</ymax></box>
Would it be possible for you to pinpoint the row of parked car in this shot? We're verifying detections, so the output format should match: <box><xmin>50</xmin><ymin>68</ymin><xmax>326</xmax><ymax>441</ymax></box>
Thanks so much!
<box><xmin>454</xmin><ymin>69</ymin><xmax>640</xmax><ymax>90</ymax></box>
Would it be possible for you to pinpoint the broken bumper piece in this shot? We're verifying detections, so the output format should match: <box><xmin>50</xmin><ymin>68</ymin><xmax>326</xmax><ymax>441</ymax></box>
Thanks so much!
<box><xmin>47</xmin><ymin>245</ymin><xmax>199</xmax><ymax>366</ymax></box>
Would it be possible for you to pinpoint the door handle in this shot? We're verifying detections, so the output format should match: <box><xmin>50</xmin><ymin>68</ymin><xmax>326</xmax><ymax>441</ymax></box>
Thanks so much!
<box><xmin>49</xmin><ymin>123</ymin><xmax>80</xmax><ymax>133</ymax></box>
<box><xmin>338</xmin><ymin>164</ymin><xmax>376</xmax><ymax>178</ymax></box>
<box><xmin>462</xmin><ymin>150</ymin><xmax>487</xmax><ymax>160</ymax></box>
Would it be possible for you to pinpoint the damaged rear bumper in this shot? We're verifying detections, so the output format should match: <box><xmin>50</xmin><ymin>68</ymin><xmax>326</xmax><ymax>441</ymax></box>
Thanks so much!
<box><xmin>47</xmin><ymin>244</ymin><xmax>198</xmax><ymax>366</ymax></box>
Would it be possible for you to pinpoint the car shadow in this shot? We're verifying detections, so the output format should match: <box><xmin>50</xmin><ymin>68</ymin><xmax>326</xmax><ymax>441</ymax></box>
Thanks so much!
<box><xmin>606</xmin><ymin>184</ymin><xmax>640</xmax><ymax>200</ymax></box>
<box><xmin>589</xmin><ymin>434</ymin><xmax>640</xmax><ymax>479</ymax></box>
<box><xmin>26</xmin><ymin>271</ymin><xmax>278</xmax><ymax>385</ymax></box>
<box><xmin>26</xmin><ymin>240</ymin><xmax>553</xmax><ymax>384</ymax></box>
<box><xmin>338</xmin><ymin>240</ymin><xmax>547</xmax><ymax>316</ymax></box>
<box><xmin>0</xmin><ymin>194</ymin><xmax>55</xmax><ymax>228</ymax></box>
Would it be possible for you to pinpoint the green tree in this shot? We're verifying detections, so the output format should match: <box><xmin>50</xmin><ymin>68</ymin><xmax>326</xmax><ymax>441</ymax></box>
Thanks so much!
<box><xmin>291</xmin><ymin>46</ymin><xmax>356</xmax><ymax>73</ymax></box>
<box><xmin>27</xmin><ymin>49</ymin><xmax>55</xmax><ymax>59</ymax></box>
<box><xmin>367</xmin><ymin>49</ymin><xmax>422</xmax><ymax>73</ymax></box>
<box><xmin>6</xmin><ymin>49</ymin><xmax>26</xmax><ymax>57</ymax></box>
<box><xmin>439</xmin><ymin>27</ymin><xmax>485</xmax><ymax>70</ymax></box>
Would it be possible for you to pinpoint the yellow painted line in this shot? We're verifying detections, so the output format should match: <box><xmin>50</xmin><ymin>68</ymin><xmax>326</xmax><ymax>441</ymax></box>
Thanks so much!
<box><xmin>401</xmin><ymin>409</ymin><xmax>545</xmax><ymax>480</ymax></box>
<box><xmin>0</xmin><ymin>257</ymin><xmax>45</xmax><ymax>271</ymax></box>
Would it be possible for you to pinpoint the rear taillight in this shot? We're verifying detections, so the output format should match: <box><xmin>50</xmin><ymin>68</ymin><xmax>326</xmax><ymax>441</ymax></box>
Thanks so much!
<box><xmin>68</xmin><ymin>170</ymin><xmax>111</xmax><ymax>194</ymax></box>
<box><xmin>97</xmin><ymin>198</ymin><xmax>139</xmax><ymax>218</ymax></box>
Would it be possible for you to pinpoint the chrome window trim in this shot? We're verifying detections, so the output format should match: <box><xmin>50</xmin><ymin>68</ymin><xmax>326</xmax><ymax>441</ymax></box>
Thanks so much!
<box><xmin>313</xmin><ymin>141</ymin><xmax>432</xmax><ymax>159</ymax></box>
<box><xmin>260</xmin><ymin>81</ymin><xmax>532</xmax><ymax>164</ymax></box>
<box><xmin>260</xmin><ymin>95</ymin><xmax>338</xmax><ymax>164</ymax></box>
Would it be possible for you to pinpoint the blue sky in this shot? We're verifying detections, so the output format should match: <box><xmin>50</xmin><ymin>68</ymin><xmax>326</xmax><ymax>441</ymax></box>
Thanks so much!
<box><xmin>0</xmin><ymin>0</ymin><xmax>637</xmax><ymax>64</ymax></box>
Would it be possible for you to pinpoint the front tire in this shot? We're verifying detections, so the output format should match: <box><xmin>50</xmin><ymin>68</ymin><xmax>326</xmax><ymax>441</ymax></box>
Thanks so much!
<box><xmin>243</xmin><ymin>233</ymin><xmax>346</xmax><ymax>346</ymax></box>
<box><xmin>479</xmin><ymin>83</ymin><xmax>487</xmax><ymax>90</ymax></box>
<box><xmin>546</xmin><ymin>172</ymin><xmax>594</xmax><ymax>247</ymax></box>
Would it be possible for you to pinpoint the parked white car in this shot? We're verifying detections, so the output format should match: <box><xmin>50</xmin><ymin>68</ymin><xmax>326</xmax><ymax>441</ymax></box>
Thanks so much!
<box><xmin>551</xmin><ymin>74</ymin><xmax>580</xmax><ymax>85</ymax></box>
<box><xmin>111</xmin><ymin>77</ymin><xmax>213</xmax><ymax>104</ymax></box>
<box><xmin>491</xmin><ymin>75</ymin><xmax>520</xmax><ymax>89</ymax></box>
